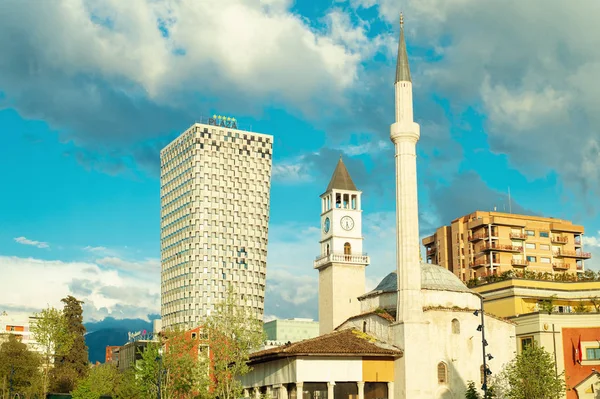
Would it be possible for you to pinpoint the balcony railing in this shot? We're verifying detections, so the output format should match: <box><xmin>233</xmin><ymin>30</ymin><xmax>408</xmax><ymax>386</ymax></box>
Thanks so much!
<box><xmin>314</xmin><ymin>252</ymin><xmax>370</xmax><ymax>268</ymax></box>
<box><xmin>481</xmin><ymin>243</ymin><xmax>523</xmax><ymax>253</ymax></box>
<box><xmin>551</xmin><ymin>236</ymin><xmax>568</xmax><ymax>244</ymax></box>
<box><xmin>552</xmin><ymin>262</ymin><xmax>570</xmax><ymax>270</ymax></box>
<box><xmin>470</xmin><ymin>258</ymin><xmax>490</xmax><ymax>269</ymax></box>
<box><xmin>511</xmin><ymin>259</ymin><xmax>529</xmax><ymax>267</ymax></box>
<box><xmin>426</xmin><ymin>247</ymin><xmax>436</xmax><ymax>256</ymax></box>
<box><xmin>469</xmin><ymin>232</ymin><xmax>489</xmax><ymax>242</ymax></box>
<box><xmin>553</xmin><ymin>249</ymin><xmax>592</xmax><ymax>259</ymax></box>
<box><xmin>576</xmin><ymin>264</ymin><xmax>584</xmax><ymax>271</ymax></box>
<box><xmin>509</xmin><ymin>232</ymin><xmax>527</xmax><ymax>240</ymax></box>
<box><xmin>574</xmin><ymin>238</ymin><xmax>582</xmax><ymax>246</ymax></box>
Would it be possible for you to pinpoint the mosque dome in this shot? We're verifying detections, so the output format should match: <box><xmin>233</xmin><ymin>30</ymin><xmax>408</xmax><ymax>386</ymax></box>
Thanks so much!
<box><xmin>371</xmin><ymin>263</ymin><xmax>472</xmax><ymax>294</ymax></box>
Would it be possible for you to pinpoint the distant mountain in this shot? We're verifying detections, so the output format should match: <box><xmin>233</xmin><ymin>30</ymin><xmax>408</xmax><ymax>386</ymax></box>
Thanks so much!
<box><xmin>85</xmin><ymin>328</ymin><xmax>129</xmax><ymax>364</ymax></box>
<box><xmin>84</xmin><ymin>317</ymin><xmax>155</xmax><ymax>363</ymax></box>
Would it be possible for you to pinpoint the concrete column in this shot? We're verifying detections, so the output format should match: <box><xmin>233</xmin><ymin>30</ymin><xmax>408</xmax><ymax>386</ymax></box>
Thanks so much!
<box><xmin>387</xmin><ymin>382</ymin><xmax>394</xmax><ymax>399</ymax></box>
<box><xmin>280</xmin><ymin>384</ymin><xmax>289</xmax><ymax>399</ymax></box>
<box><xmin>328</xmin><ymin>382</ymin><xmax>335</xmax><ymax>399</ymax></box>
<box><xmin>357</xmin><ymin>381</ymin><xmax>365</xmax><ymax>399</ymax></box>
<box><xmin>243</xmin><ymin>389</ymin><xmax>250</xmax><ymax>398</ymax></box>
<box><xmin>267</xmin><ymin>386</ymin><xmax>272</xmax><ymax>399</ymax></box>
<box><xmin>296</xmin><ymin>382</ymin><xmax>304</xmax><ymax>399</ymax></box>
<box><xmin>254</xmin><ymin>386</ymin><xmax>260</xmax><ymax>399</ymax></box>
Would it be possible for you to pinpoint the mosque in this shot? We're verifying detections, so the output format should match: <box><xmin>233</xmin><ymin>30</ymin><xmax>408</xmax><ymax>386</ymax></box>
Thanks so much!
<box><xmin>241</xmin><ymin>15</ymin><xmax>516</xmax><ymax>399</ymax></box>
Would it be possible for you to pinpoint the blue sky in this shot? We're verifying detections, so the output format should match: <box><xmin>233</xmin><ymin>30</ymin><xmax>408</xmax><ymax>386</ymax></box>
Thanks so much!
<box><xmin>1</xmin><ymin>0</ymin><xmax>600</xmax><ymax>323</ymax></box>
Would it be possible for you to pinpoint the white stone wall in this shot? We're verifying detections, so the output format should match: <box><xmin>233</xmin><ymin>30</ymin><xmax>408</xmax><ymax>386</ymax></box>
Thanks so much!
<box><xmin>338</xmin><ymin>314</ymin><xmax>393</xmax><ymax>343</ymax></box>
<box><xmin>160</xmin><ymin>123</ymin><xmax>273</xmax><ymax>330</ymax></box>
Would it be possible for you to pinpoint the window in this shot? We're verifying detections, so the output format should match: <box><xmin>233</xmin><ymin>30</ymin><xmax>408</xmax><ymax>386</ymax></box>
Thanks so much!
<box><xmin>344</xmin><ymin>242</ymin><xmax>352</xmax><ymax>255</ymax></box>
<box><xmin>526</xmin><ymin>243</ymin><xmax>536</xmax><ymax>249</ymax></box>
<box><xmin>526</xmin><ymin>256</ymin><xmax>536</xmax><ymax>262</ymax></box>
<box><xmin>526</xmin><ymin>230</ymin><xmax>535</xmax><ymax>236</ymax></box>
<box><xmin>586</xmin><ymin>348</ymin><xmax>600</xmax><ymax>360</ymax></box>
<box><xmin>451</xmin><ymin>319</ymin><xmax>460</xmax><ymax>334</ymax></box>
<box><xmin>540</xmin><ymin>257</ymin><xmax>551</xmax><ymax>264</ymax></box>
<box><xmin>540</xmin><ymin>231</ymin><xmax>549</xmax><ymax>238</ymax></box>
<box><xmin>521</xmin><ymin>337</ymin><xmax>533</xmax><ymax>351</ymax></box>
<box><xmin>540</xmin><ymin>244</ymin><xmax>550</xmax><ymax>251</ymax></box>
<box><xmin>437</xmin><ymin>362</ymin><xmax>448</xmax><ymax>384</ymax></box>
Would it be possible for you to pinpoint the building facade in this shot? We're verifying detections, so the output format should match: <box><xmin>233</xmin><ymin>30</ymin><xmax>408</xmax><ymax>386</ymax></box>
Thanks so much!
<box><xmin>474</xmin><ymin>278</ymin><xmax>600</xmax><ymax>398</ymax></box>
<box><xmin>263</xmin><ymin>318</ymin><xmax>319</xmax><ymax>344</ymax></box>
<box><xmin>0</xmin><ymin>312</ymin><xmax>39</xmax><ymax>352</ymax></box>
<box><xmin>160</xmin><ymin>120</ymin><xmax>273</xmax><ymax>330</ymax></box>
<box><xmin>422</xmin><ymin>211</ymin><xmax>590</xmax><ymax>282</ymax></box>
<box><xmin>315</xmin><ymin>158</ymin><xmax>369</xmax><ymax>335</ymax></box>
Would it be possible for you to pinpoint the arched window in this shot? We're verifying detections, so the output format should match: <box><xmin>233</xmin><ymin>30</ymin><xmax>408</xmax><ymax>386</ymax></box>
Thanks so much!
<box><xmin>344</xmin><ymin>243</ymin><xmax>351</xmax><ymax>255</ymax></box>
<box><xmin>437</xmin><ymin>362</ymin><xmax>448</xmax><ymax>384</ymax></box>
<box><xmin>362</xmin><ymin>321</ymin><xmax>367</xmax><ymax>333</ymax></box>
<box><xmin>451</xmin><ymin>319</ymin><xmax>460</xmax><ymax>334</ymax></box>
<box><xmin>326</xmin><ymin>244</ymin><xmax>330</xmax><ymax>255</ymax></box>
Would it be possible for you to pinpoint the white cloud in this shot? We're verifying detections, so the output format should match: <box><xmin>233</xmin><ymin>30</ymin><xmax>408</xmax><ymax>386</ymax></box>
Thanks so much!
<box><xmin>272</xmin><ymin>159</ymin><xmax>313</xmax><ymax>184</ymax></box>
<box><xmin>0</xmin><ymin>256</ymin><xmax>159</xmax><ymax>321</ymax></box>
<box><xmin>83</xmin><ymin>245</ymin><xmax>108</xmax><ymax>253</ymax></box>
<box><xmin>339</xmin><ymin>140</ymin><xmax>389</xmax><ymax>156</ymax></box>
<box><xmin>95</xmin><ymin>256</ymin><xmax>160</xmax><ymax>274</ymax></box>
<box><xmin>14</xmin><ymin>237</ymin><xmax>49</xmax><ymax>249</ymax></box>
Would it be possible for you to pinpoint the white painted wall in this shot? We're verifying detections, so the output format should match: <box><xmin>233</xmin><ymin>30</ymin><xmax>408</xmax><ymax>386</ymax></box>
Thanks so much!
<box><xmin>297</xmin><ymin>357</ymin><xmax>362</xmax><ymax>382</ymax></box>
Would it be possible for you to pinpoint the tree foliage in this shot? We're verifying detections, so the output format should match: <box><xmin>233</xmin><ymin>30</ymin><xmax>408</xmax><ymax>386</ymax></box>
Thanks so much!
<box><xmin>51</xmin><ymin>295</ymin><xmax>90</xmax><ymax>393</ymax></box>
<box><xmin>31</xmin><ymin>305</ymin><xmax>74</xmax><ymax>396</ymax></box>
<box><xmin>492</xmin><ymin>344</ymin><xmax>565</xmax><ymax>399</ymax></box>
<box><xmin>0</xmin><ymin>334</ymin><xmax>43</xmax><ymax>398</ymax></box>
<box><xmin>71</xmin><ymin>363</ymin><xmax>120</xmax><ymax>399</ymax></box>
<box><xmin>465</xmin><ymin>381</ymin><xmax>482</xmax><ymax>399</ymax></box>
<box><xmin>205</xmin><ymin>288</ymin><xmax>265</xmax><ymax>399</ymax></box>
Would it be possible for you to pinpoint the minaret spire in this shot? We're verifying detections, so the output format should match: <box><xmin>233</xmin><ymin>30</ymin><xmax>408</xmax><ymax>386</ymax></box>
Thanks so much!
<box><xmin>396</xmin><ymin>12</ymin><xmax>411</xmax><ymax>83</ymax></box>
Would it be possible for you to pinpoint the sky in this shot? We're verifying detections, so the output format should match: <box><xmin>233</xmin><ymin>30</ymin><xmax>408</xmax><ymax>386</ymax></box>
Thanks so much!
<box><xmin>1</xmin><ymin>0</ymin><xmax>600</xmax><ymax>325</ymax></box>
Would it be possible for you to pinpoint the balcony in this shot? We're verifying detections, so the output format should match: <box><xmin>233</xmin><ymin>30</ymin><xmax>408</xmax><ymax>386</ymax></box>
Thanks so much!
<box><xmin>551</xmin><ymin>236</ymin><xmax>568</xmax><ymax>244</ymax></box>
<box><xmin>553</xmin><ymin>249</ymin><xmax>592</xmax><ymax>259</ymax></box>
<box><xmin>481</xmin><ymin>243</ymin><xmax>523</xmax><ymax>253</ymax></box>
<box><xmin>552</xmin><ymin>262</ymin><xmax>570</xmax><ymax>271</ymax></box>
<box><xmin>470</xmin><ymin>258</ymin><xmax>490</xmax><ymax>269</ymax></box>
<box><xmin>511</xmin><ymin>259</ymin><xmax>529</xmax><ymax>267</ymax></box>
<box><xmin>574</xmin><ymin>238</ymin><xmax>582</xmax><ymax>246</ymax></box>
<box><xmin>576</xmin><ymin>264</ymin><xmax>584</xmax><ymax>271</ymax></box>
<box><xmin>314</xmin><ymin>252</ymin><xmax>370</xmax><ymax>269</ymax></box>
<box><xmin>426</xmin><ymin>247</ymin><xmax>437</xmax><ymax>257</ymax></box>
<box><xmin>469</xmin><ymin>232</ymin><xmax>489</xmax><ymax>242</ymax></box>
<box><xmin>509</xmin><ymin>232</ymin><xmax>527</xmax><ymax>240</ymax></box>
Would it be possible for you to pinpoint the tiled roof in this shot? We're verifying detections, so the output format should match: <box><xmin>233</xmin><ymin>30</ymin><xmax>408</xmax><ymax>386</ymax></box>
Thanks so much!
<box><xmin>250</xmin><ymin>328</ymin><xmax>402</xmax><ymax>363</ymax></box>
<box><xmin>343</xmin><ymin>309</ymin><xmax>395</xmax><ymax>323</ymax></box>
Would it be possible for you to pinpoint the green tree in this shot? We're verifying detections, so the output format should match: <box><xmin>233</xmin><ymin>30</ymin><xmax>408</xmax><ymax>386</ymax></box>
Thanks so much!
<box><xmin>465</xmin><ymin>381</ymin><xmax>482</xmax><ymax>399</ymax></box>
<box><xmin>0</xmin><ymin>334</ymin><xmax>43</xmax><ymax>398</ymax></box>
<box><xmin>537</xmin><ymin>295</ymin><xmax>557</xmax><ymax>314</ymax></box>
<box><xmin>114</xmin><ymin>369</ymin><xmax>145</xmax><ymax>399</ymax></box>
<box><xmin>71</xmin><ymin>363</ymin><xmax>120</xmax><ymax>399</ymax></box>
<box><xmin>573</xmin><ymin>300</ymin><xmax>590</xmax><ymax>313</ymax></box>
<box><xmin>500</xmin><ymin>344</ymin><xmax>565</xmax><ymax>399</ymax></box>
<box><xmin>205</xmin><ymin>288</ymin><xmax>265</xmax><ymax>399</ymax></box>
<box><xmin>31</xmin><ymin>306</ymin><xmax>74</xmax><ymax>396</ymax></box>
<box><xmin>51</xmin><ymin>295</ymin><xmax>90</xmax><ymax>393</ymax></box>
<box><xmin>162</xmin><ymin>329</ymin><xmax>205</xmax><ymax>398</ymax></box>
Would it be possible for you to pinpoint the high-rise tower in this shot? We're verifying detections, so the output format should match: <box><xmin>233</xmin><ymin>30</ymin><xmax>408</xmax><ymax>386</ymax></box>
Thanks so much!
<box><xmin>314</xmin><ymin>158</ymin><xmax>369</xmax><ymax>335</ymax></box>
<box><xmin>160</xmin><ymin>119</ymin><xmax>273</xmax><ymax>331</ymax></box>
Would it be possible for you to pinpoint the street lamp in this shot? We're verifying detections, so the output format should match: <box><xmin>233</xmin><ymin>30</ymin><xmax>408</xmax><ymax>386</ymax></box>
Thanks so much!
<box><xmin>475</xmin><ymin>296</ymin><xmax>493</xmax><ymax>397</ymax></box>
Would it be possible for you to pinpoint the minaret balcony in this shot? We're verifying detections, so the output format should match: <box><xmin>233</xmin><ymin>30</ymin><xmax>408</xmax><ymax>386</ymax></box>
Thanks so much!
<box><xmin>314</xmin><ymin>252</ymin><xmax>370</xmax><ymax>269</ymax></box>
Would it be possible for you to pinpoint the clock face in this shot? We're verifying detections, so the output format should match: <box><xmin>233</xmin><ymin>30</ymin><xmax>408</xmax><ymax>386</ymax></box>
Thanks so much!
<box><xmin>340</xmin><ymin>216</ymin><xmax>355</xmax><ymax>231</ymax></box>
<box><xmin>324</xmin><ymin>217</ymin><xmax>331</xmax><ymax>233</ymax></box>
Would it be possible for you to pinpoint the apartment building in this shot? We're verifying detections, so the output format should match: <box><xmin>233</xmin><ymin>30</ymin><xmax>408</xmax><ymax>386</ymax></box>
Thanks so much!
<box><xmin>160</xmin><ymin>117</ymin><xmax>273</xmax><ymax>330</ymax></box>
<box><xmin>423</xmin><ymin>211</ymin><xmax>590</xmax><ymax>282</ymax></box>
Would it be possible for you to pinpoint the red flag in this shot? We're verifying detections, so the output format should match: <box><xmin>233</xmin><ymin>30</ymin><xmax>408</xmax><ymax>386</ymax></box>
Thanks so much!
<box><xmin>577</xmin><ymin>335</ymin><xmax>582</xmax><ymax>364</ymax></box>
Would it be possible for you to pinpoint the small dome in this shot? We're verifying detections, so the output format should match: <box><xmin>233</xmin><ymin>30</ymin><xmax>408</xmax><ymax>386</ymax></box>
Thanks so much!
<box><xmin>371</xmin><ymin>263</ymin><xmax>472</xmax><ymax>294</ymax></box>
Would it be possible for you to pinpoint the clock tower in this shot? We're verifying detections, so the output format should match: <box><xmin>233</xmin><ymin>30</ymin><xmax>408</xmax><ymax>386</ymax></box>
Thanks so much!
<box><xmin>314</xmin><ymin>157</ymin><xmax>369</xmax><ymax>335</ymax></box>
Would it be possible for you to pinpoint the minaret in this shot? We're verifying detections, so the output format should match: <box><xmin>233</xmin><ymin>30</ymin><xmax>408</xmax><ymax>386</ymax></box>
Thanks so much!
<box><xmin>391</xmin><ymin>13</ymin><xmax>422</xmax><ymax>323</ymax></box>
<box><xmin>315</xmin><ymin>157</ymin><xmax>369</xmax><ymax>335</ymax></box>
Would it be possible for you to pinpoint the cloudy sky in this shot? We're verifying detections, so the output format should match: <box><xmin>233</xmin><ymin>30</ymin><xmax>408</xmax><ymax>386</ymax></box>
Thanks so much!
<box><xmin>1</xmin><ymin>0</ymin><xmax>600</xmax><ymax>324</ymax></box>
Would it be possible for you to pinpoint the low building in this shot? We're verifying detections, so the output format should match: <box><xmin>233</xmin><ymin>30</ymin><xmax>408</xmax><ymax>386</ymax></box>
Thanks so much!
<box><xmin>118</xmin><ymin>340</ymin><xmax>151</xmax><ymax>372</ymax></box>
<box><xmin>105</xmin><ymin>345</ymin><xmax>120</xmax><ymax>364</ymax></box>
<box><xmin>473</xmin><ymin>278</ymin><xmax>600</xmax><ymax>398</ymax></box>
<box><xmin>422</xmin><ymin>211</ymin><xmax>590</xmax><ymax>282</ymax></box>
<box><xmin>241</xmin><ymin>328</ymin><xmax>402</xmax><ymax>399</ymax></box>
<box><xmin>0</xmin><ymin>312</ymin><xmax>40</xmax><ymax>352</ymax></box>
<box><xmin>263</xmin><ymin>318</ymin><xmax>319</xmax><ymax>343</ymax></box>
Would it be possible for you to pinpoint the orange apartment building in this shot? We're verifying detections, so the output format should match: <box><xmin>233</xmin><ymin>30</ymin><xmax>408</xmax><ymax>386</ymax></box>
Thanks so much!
<box><xmin>422</xmin><ymin>211</ymin><xmax>591</xmax><ymax>282</ymax></box>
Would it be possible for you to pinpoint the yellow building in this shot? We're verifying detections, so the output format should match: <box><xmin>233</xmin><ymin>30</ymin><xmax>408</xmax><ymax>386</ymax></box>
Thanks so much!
<box><xmin>422</xmin><ymin>211</ymin><xmax>590</xmax><ymax>282</ymax></box>
<box><xmin>472</xmin><ymin>278</ymin><xmax>600</xmax><ymax>318</ymax></box>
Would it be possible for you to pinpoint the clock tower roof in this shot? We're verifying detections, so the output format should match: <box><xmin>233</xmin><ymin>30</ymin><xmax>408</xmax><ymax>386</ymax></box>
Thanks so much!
<box><xmin>326</xmin><ymin>157</ymin><xmax>358</xmax><ymax>192</ymax></box>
